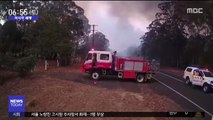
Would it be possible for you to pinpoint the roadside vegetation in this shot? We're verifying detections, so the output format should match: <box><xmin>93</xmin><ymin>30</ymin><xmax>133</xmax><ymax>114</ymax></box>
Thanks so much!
<box><xmin>0</xmin><ymin>1</ymin><xmax>110</xmax><ymax>77</ymax></box>
<box><xmin>0</xmin><ymin>1</ymin><xmax>213</xmax><ymax>76</ymax></box>
<box><xmin>140</xmin><ymin>1</ymin><xmax>213</xmax><ymax>69</ymax></box>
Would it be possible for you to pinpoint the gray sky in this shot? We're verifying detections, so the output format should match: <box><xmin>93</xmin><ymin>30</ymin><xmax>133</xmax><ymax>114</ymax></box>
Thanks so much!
<box><xmin>75</xmin><ymin>1</ymin><xmax>161</xmax><ymax>52</ymax></box>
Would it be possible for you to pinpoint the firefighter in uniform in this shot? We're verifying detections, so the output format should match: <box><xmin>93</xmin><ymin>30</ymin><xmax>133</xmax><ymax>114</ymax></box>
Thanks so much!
<box><xmin>92</xmin><ymin>53</ymin><xmax>97</xmax><ymax>67</ymax></box>
<box><xmin>112</xmin><ymin>51</ymin><xmax>117</xmax><ymax>71</ymax></box>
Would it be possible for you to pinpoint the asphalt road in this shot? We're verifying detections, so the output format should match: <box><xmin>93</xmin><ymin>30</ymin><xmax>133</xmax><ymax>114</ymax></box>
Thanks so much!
<box><xmin>94</xmin><ymin>72</ymin><xmax>213</xmax><ymax>120</ymax></box>
<box><xmin>50</xmin><ymin>70</ymin><xmax>213</xmax><ymax>120</ymax></box>
<box><xmin>153</xmin><ymin>72</ymin><xmax>213</xmax><ymax>120</ymax></box>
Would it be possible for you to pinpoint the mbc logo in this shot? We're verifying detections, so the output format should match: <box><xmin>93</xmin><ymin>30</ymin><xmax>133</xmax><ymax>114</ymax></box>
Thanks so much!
<box><xmin>187</xmin><ymin>8</ymin><xmax>203</xmax><ymax>14</ymax></box>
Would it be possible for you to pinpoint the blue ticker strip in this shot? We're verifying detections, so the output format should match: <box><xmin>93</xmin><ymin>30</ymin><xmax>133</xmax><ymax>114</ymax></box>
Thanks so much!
<box><xmin>8</xmin><ymin>16</ymin><xmax>39</xmax><ymax>21</ymax></box>
<box><xmin>31</xmin><ymin>16</ymin><xmax>39</xmax><ymax>20</ymax></box>
<box><xmin>8</xmin><ymin>16</ymin><xmax>16</xmax><ymax>20</ymax></box>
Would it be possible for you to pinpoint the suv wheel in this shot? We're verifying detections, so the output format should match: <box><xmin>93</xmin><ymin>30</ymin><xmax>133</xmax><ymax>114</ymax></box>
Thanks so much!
<box><xmin>185</xmin><ymin>77</ymin><xmax>191</xmax><ymax>85</ymax></box>
<box><xmin>203</xmin><ymin>84</ymin><xmax>210</xmax><ymax>93</ymax></box>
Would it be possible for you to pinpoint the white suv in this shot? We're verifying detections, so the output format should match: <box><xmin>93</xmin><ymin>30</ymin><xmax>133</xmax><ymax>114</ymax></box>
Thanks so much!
<box><xmin>183</xmin><ymin>66</ymin><xmax>213</xmax><ymax>93</ymax></box>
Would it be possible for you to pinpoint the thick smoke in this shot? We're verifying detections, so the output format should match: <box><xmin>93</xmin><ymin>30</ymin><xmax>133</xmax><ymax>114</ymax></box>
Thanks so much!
<box><xmin>75</xmin><ymin>1</ymin><xmax>161</xmax><ymax>52</ymax></box>
<box><xmin>107</xmin><ymin>1</ymin><xmax>161</xmax><ymax>25</ymax></box>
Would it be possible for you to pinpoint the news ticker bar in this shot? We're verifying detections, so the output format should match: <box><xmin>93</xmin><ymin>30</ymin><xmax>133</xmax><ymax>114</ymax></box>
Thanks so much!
<box><xmin>9</xmin><ymin>112</ymin><xmax>205</xmax><ymax>117</ymax></box>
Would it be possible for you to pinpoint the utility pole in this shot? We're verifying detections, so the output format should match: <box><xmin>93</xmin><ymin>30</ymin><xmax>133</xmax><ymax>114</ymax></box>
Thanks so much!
<box><xmin>91</xmin><ymin>24</ymin><xmax>98</xmax><ymax>49</ymax></box>
<box><xmin>140</xmin><ymin>37</ymin><xmax>143</xmax><ymax>57</ymax></box>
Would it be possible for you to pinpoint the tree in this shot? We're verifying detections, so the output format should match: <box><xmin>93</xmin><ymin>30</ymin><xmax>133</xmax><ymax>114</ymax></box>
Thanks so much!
<box><xmin>0</xmin><ymin>20</ymin><xmax>30</xmax><ymax>56</ymax></box>
<box><xmin>141</xmin><ymin>1</ymin><xmax>213</xmax><ymax>68</ymax></box>
<box><xmin>90</xmin><ymin>32</ymin><xmax>110</xmax><ymax>51</ymax></box>
<box><xmin>78</xmin><ymin>32</ymin><xmax>110</xmax><ymax>57</ymax></box>
<box><xmin>0</xmin><ymin>21</ymin><xmax>36</xmax><ymax>75</ymax></box>
<box><xmin>141</xmin><ymin>2</ymin><xmax>187</xmax><ymax>67</ymax></box>
<box><xmin>0</xmin><ymin>1</ymin><xmax>91</xmax><ymax>74</ymax></box>
<box><xmin>183</xmin><ymin>35</ymin><xmax>206</xmax><ymax>65</ymax></box>
<box><xmin>22</xmin><ymin>1</ymin><xmax>90</xmax><ymax>65</ymax></box>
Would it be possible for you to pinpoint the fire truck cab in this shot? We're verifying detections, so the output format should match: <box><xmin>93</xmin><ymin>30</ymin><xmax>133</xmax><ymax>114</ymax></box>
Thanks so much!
<box><xmin>83</xmin><ymin>50</ymin><xmax>113</xmax><ymax>71</ymax></box>
<box><xmin>82</xmin><ymin>50</ymin><xmax>158</xmax><ymax>83</ymax></box>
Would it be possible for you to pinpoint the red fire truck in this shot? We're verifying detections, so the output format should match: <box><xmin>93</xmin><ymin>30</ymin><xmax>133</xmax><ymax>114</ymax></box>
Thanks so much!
<box><xmin>82</xmin><ymin>50</ymin><xmax>159</xmax><ymax>83</ymax></box>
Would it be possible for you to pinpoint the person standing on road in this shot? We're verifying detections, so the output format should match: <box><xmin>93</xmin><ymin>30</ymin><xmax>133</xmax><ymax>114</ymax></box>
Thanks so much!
<box><xmin>112</xmin><ymin>51</ymin><xmax>117</xmax><ymax>71</ymax></box>
<box><xmin>91</xmin><ymin>53</ymin><xmax>97</xmax><ymax>84</ymax></box>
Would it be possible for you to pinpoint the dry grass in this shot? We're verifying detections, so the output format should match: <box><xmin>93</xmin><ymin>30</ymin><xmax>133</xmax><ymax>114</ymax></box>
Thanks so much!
<box><xmin>0</xmin><ymin>64</ymin><xmax>190</xmax><ymax>120</ymax></box>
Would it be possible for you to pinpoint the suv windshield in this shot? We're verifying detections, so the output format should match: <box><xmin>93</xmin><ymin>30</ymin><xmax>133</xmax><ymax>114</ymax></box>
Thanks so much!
<box><xmin>203</xmin><ymin>71</ymin><xmax>213</xmax><ymax>77</ymax></box>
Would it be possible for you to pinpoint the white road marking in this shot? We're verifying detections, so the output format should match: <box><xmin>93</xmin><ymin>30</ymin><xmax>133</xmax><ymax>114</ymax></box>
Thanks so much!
<box><xmin>159</xmin><ymin>72</ymin><xmax>184</xmax><ymax>83</ymax></box>
<box><xmin>159</xmin><ymin>72</ymin><xmax>213</xmax><ymax>97</ymax></box>
<box><xmin>153</xmin><ymin>77</ymin><xmax>213</xmax><ymax>117</ymax></box>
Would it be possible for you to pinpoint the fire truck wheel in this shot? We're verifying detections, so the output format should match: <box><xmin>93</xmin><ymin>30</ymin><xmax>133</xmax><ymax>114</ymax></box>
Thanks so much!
<box><xmin>136</xmin><ymin>74</ymin><xmax>145</xmax><ymax>83</ymax></box>
<box><xmin>91</xmin><ymin>71</ymin><xmax>100</xmax><ymax>80</ymax></box>
<box><xmin>118</xmin><ymin>72</ymin><xmax>123</xmax><ymax>78</ymax></box>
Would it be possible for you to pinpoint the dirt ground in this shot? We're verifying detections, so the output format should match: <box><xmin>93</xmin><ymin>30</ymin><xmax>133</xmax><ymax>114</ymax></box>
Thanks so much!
<box><xmin>0</xmin><ymin>64</ymin><xmax>190</xmax><ymax>120</ymax></box>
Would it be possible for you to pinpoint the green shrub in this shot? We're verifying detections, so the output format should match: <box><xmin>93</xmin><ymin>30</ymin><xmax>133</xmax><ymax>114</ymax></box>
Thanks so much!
<box><xmin>0</xmin><ymin>55</ymin><xmax>16</xmax><ymax>69</ymax></box>
<box><xmin>14</xmin><ymin>56</ymin><xmax>37</xmax><ymax>76</ymax></box>
<box><xmin>59</xmin><ymin>56</ymin><xmax>71</xmax><ymax>66</ymax></box>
